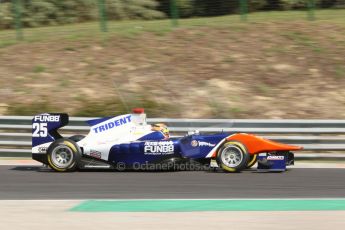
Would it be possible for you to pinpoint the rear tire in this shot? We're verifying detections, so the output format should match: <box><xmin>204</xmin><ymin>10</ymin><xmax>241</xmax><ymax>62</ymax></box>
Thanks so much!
<box><xmin>47</xmin><ymin>139</ymin><xmax>81</xmax><ymax>172</ymax></box>
<box><xmin>216</xmin><ymin>141</ymin><xmax>249</xmax><ymax>173</ymax></box>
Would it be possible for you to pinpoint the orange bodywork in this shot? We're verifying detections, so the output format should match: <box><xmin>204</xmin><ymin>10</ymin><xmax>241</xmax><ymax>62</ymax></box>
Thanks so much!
<box><xmin>226</xmin><ymin>133</ymin><xmax>303</xmax><ymax>155</ymax></box>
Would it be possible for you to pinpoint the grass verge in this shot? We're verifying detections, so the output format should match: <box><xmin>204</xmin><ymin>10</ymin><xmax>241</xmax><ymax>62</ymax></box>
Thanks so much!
<box><xmin>1</xmin><ymin>9</ymin><xmax>345</xmax><ymax>48</ymax></box>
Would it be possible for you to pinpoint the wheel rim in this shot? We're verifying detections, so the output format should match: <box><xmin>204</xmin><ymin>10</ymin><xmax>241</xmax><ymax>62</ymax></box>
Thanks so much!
<box><xmin>51</xmin><ymin>145</ymin><xmax>74</xmax><ymax>168</ymax></box>
<box><xmin>221</xmin><ymin>146</ymin><xmax>243</xmax><ymax>168</ymax></box>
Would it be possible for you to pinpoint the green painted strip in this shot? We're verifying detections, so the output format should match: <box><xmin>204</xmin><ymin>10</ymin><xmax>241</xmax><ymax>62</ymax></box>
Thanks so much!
<box><xmin>70</xmin><ymin>199</ymin><xmax>345</xmax><ymax>212</ymax></box>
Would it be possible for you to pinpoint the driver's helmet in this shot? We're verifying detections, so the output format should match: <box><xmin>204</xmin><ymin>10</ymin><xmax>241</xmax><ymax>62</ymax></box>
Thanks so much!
<box><xmin>151</xmin><ymin>123</ymin><xmax>170</xmax><ymax>139</ymax></box>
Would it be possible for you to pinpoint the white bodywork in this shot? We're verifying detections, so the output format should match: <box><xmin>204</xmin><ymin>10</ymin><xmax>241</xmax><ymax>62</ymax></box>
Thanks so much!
<box><xmin>33</xmin><ymin>113</ymin><xmax>155</xmax><ymax>161</ymax></box>
<box><xmin>79</xmin><ymin>113</ymin><xmax>153</xmax><ymax>160</ymax></box>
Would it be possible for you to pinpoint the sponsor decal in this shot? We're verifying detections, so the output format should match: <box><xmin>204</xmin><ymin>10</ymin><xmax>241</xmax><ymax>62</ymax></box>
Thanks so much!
<box><xmin>38</xmin><ymin>147</ymin><xmax>47</xmax><ymax>153</ymax></box>
<box><xmin>198</xmin><ymin>141</ymin><xmax>216</xmax><ymax>147</ymax></box>
<box><xmin>34</xmin><ymin>114</ymin><xmax>60</xmax><ymax>122</ymax></box>
<box><xmin>90</xmin><ymin>150</ymin><xmax>102</xmax><ymax>159</ymax></box>
<box><xmin>191</xmin><ymin>140</ymin><xmax>198</xmax><ymax>147</ymax></box>
<box><xmin>93</xmin><ymin>115</ymin><xmax>131</xmax><ymax>134</ymax></box>
<box><xmin>191</xmin><ymin>141</ymin><xmax>216</xmax><ymax>148</ymax></box>
<box><xmin>144</xmin><ymin>141</ymin><xmax>174</xmax><ymax>155</ymax></box>
<box><xmin>267</xmin><ymin>156</ymin><xmax>285</xmax><ymax>160</ymax></box>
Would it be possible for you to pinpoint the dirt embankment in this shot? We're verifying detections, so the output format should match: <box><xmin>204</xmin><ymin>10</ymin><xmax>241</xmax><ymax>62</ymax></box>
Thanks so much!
<box><xmin>1</xmin><ymin>21</ymin><xmax>344</xmax><ymax>118</ymax></box>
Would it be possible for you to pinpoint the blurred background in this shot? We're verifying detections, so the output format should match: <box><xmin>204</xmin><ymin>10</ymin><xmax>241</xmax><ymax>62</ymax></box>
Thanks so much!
<box><xmin>0</xmin><ymin>0</ymin><xmax>344</xmax><ymax>118</ymax></box>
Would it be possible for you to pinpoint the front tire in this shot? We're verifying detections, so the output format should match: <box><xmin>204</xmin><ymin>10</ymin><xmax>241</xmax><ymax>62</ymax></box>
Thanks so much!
<box><xmin>216</xmin><ymin>141</ymin><xmax>249</xmax><ymax>173</ymax></box>
<box><xmin>246</xmin><ymin>154</ymin><xmax>258</xmax><ymax>169</ymax></box>
<box><xmin>47</xmin><ymin>139</ymin><xmax>81</xmax><ymax>172</ymax></box>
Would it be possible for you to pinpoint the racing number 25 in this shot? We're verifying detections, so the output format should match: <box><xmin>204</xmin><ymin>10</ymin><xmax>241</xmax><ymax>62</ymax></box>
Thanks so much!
<box><xmin>33</xmin><ymin>123</ymin><xmax>48</xmax><ymax>137</ymax></box>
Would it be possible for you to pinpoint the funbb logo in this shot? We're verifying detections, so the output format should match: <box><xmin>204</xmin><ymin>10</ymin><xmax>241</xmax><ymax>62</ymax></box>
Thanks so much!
<box><xmin>34</xmin><ymin>115</ymin><xmax>60</xmax><ymax>122</ymax></box>
<box><xmin>144</xmin><ymin>141</ymin><xmax>174</xmax><ymax>155</ymax></box>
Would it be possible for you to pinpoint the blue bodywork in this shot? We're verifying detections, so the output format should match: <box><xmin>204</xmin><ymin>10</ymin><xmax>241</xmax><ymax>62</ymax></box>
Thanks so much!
<box><xmin>257</xmin><ymin>153</ymin><xmax>293</xmax><ymax>172</ymax></box>
<box><xmin>108</xmin><ymin>133</ymin><xmax>229</xmax><ymax>165</ymax></box>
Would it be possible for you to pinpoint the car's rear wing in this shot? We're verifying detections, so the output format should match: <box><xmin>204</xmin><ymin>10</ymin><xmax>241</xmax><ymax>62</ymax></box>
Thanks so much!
<box><xmin>32</xmin><ymin>113</ymin><xmax>69</xmax><ymax>149</ymax></box>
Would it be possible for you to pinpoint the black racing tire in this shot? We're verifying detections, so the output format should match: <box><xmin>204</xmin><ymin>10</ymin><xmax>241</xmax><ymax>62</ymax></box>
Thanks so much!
<box><xmin>69</xmin><ymin>135</ymin><xmax>85</xmax><ymax>142</ymax></box>
<box><xmin>246</xmin><ymin>154</ymin><xmax>258</xmax><ymax>169</ymax></box>
<box><xmin>47</xmin><ymin>138</ymin><xmax>81</xmax><ymax>172</ymax></box>
<box><xmin>216</xmin><ymin>141</ymin><xmax>249</xmax><ymax>173</ymax></box>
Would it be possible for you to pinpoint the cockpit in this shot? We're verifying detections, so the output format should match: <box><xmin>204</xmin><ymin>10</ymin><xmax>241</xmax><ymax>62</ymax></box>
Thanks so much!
<box><xmin>131</xmin><ymin>108</ymin><xmax>170</xmax><ymax>141</ymax></box>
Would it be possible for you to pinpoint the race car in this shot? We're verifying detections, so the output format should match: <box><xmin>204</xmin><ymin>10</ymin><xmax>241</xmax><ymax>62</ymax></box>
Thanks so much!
<box><xmin>32</xmin><ymin>109</ymin><xmax>302</xmax><ymax>172</ymax></box>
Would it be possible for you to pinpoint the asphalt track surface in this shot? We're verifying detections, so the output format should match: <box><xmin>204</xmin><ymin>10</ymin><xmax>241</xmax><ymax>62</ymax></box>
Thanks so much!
<box><xmin>0</xmin><ymin>166</ymin><xmax>344</xmax><ymax>199</ymax></box>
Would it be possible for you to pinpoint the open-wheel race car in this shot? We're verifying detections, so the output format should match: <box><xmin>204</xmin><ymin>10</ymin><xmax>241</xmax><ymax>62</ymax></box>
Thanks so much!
<box><xmin>32</xmin><ymin>109</ymin><xmax>302</xmax><ymax>172</ymax></box>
